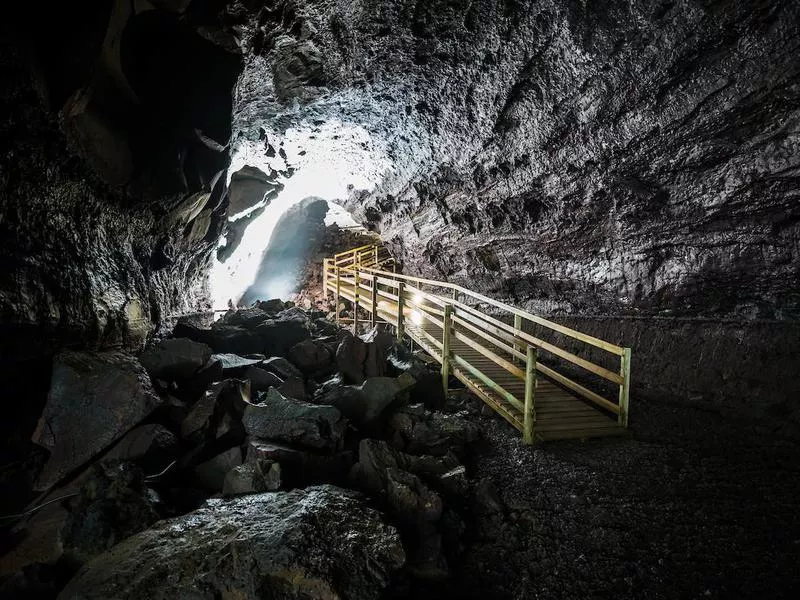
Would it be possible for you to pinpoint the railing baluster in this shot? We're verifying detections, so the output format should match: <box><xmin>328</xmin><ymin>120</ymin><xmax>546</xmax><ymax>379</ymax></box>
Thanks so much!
<box><xmin>353</xmin><ymin>266</ymin><xmax>359</xmax><ymax>334</ymax></box>
<box><xmin>523</xmin><ymin>346</ymin><xmax>538</xmax><ymax>444</ymax></box>
<box><xmin>513</xmin><ymin>313</ymin><xmax>522</xmax><ymax>364</ymax></box>
<box><xmin>335</xmin><ymin>266</ymin><xmax>341</xmax><ymax>324</ymax></box>
<box><xmin>618</xmin><ymin>347</ymin><xmax>631</xmax><ymax>427</ymax></box>
<box><xmin>442</xmin><ymin>304</ymin><xmax>452</xmax><ymax>398</ymax></box>
<box><xmin>397</xmin><ymin>281</ymin><xmax>405</xmax><ymax>341</ymax></box>
<box><xmin>371</xmin><ymin>273</ymin><xmax>378</xmax><ymax>327</ymax></box>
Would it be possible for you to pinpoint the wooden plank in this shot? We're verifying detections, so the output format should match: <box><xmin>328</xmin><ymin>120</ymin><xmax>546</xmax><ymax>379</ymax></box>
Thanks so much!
<box><xmin>451</xmin><ymin>355</ymin><xmax>524</xmax><ymax>412</ymax></box>
<box><xmin>452</xmin><ymin>330</ymin><xmax>524</xmax><ymax>379</ymax></box>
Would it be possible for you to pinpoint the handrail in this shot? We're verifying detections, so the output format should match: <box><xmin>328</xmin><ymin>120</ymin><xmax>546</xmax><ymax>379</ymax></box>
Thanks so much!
<box><xmin>323</xmin><ymin>244</ymin><xmax>632</xmax><ymax>441</ymax></box>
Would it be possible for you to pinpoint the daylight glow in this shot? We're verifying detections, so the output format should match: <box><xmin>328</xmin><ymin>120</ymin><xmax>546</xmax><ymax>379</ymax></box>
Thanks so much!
<box><xmin>209</xmin><ymin>119</ymin><xmax>391</xmax><ymax>310</ymax></box>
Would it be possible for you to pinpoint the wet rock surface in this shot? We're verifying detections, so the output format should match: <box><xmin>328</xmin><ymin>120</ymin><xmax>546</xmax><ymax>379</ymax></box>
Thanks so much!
<box><xmin>58</xmin><ymin>486</ymin><xmax>405</xmax><ymax>600</ymax></box>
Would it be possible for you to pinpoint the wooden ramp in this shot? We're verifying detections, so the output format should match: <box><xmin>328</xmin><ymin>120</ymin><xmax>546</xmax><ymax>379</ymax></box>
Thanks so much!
<box><xmin>324</xmin><ymin>245</ymin><xmax>631</xmax><ymax>444</ymax></box>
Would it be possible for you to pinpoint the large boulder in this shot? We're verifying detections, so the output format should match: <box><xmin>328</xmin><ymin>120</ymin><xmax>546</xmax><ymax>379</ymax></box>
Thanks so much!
<box><xmin>60</xmin><ymin>461</ymin><xmax>159</xmax><ymax>566</ymax></box>
<box><xmin>32</xmin><ymin>351</ymin><xmax>162</xmax><ymax>491</ymax></box>
<box><xmin>173</xmin><ymin>322</ymin><xmax>264</xmax><ymax>355</ymax></box>
<box><xmin>319</xmin><ymin>373</ymin><xmax>416</xmax><ymax>430</ymax></box>
<box><xmin>58</xmin><ymin>486</ymin><xmax>406</xmax><ymax>600</ymax></box>
<box><xmin>247</xmin><ymin>440</ymin><xmax>353</xmax><ymax>488</ymax></box>
<box><xmin>222</xmin><ymin>461</ymin><xmax>281</xmax><ymax>496</ymax></box>
<box><xmin>260</xmin><ymin>356</ymin><xmax>302</xmax><ymax>380</ymax></box>
<box><xmin>211</xmin><ymin>353</ymin><xmax>264</xmax><ymax>373</ymax></box>
<box><xmin>104</xmin><ymin>424</ymin><xmax>179</xmax><ymax>473</ymax></box>
<box><xmin>288</xmin><ymin>338</ymin><xmax>333</xmax><ymax>373</ymax></box>
<box><xmin>139</xmin><ymin>338</ymin><xmax>212</xmax><ymax>381</ymax></box>
<box><xmin>242</xmin><ymin>389</ymin><xmax>347</xmax><ymax>451</ymax></box>
<box><xmin>244</xmin><ymin>365</ymin><xmax>283</xmax><ymax>392</ymax></box>
<box><xmin>256</xmin><ymin>318</ymin><xmax>310</xmax><ymax>357</ymax></box>
<box><xmin>193</xmin><ymin>446</ymin><xmax>244</xmax><ymax>492</ymax></box>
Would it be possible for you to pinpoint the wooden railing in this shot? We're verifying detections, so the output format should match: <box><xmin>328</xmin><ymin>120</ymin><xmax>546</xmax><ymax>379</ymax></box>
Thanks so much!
<box><xmin>323</xmin><ymin>245</ymin><xmax>631</xmax><ymax>443</ymax></box>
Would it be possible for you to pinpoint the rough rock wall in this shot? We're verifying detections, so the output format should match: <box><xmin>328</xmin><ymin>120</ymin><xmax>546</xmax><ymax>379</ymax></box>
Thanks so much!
<box><xmin>0</xmin><ymin>1</ymin><xmax>241</xmax><ymax>359</ymax></box>
<box><xmin>231</xmin><ymin>0</ymin><xmax>800</xmax><ymax>319</ymax></box>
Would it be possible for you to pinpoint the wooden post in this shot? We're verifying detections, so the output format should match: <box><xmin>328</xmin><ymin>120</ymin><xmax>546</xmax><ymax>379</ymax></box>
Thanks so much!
<box><xmin>370</xmin><ymin>273</ymin><xmax>378</xmax><ymax>327</ymax></box>
<box><xmin>353</xmin><ymin>266</ymin><xmax>359</xmax><ymax>334</ymax></box>
<box><xmin>523</xmin><ymin>346</ymin><xmax>538</xmax><ymax>444</ymax></box>
<box><xmin>374</xmin><ymin>246</ymin><xmax>379</xmax><ymax>266</ymax></box>
<box><xmin>323</xmin><ymin>259</ymin><xmax>328</xmax><ymax>296</ymax></box>
<box><xmin>513</xmin><ymin>313</ymin><xmax>522</xmax><ymax>363</ymax></box>
<box><xmin>452</xmin><ymin>288</ymin><xmax>457</xmax><ymax>302</ymax></box>
<box><xmin>335</xmin><ymin>266</ymin><xmax>341</xmax><ymax>324</ymax></box>
<box><xmin>441</xmin><ymin>304</ymin><xmax>452</xmax><ymax>398</ymax></box>
<box><xmin>618</xmin><ymin>347</ymin><xmax>631</xmax><ymax>427</ymax></box>
<box><xmin>396</xmin><ymin>282</ymin><xmax>405</xmax><ymax>341</ymax></box>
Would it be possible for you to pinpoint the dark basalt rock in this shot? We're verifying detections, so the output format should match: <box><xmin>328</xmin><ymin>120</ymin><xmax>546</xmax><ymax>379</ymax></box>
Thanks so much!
<box><xmin>31</xmin><ymin>351</ymin><xmax>162</xmax><ymax>491</ymax></box>
<box><xmin>242</xmin><ymin>388</ymin><xmax>347</xmax><ymax>451</ymax></box>
<box><xmin>174</xmin><ymin>322</ymin><xmax>264</xmax><ymax>356</ymax></box>
<box><xmin>246</xmin><ymin>440</ymin><xmax>353</xmax><ymax>488</ymax></box>
<box><xmin>57</xmin><ymin>486</ymin><xmax>406</xmax><ymax>600</ymax></box>
<box><xmin>318</xmin><ymin>373</ymin><xmax>416</xmax><ymax>431</ymax></box>
<box><xmin>139</xmin><ymin>338</ymin><xmax>212</xmax><ymax>381</ymax></box>
<box><xmin>288</xmin><ymin>338</ymin><xmax>333</xmax><ymax>373</ymax></box>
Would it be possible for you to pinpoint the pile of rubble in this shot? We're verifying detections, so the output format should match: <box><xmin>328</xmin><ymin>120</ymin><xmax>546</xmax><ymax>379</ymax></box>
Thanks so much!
<box><xmin>1</xmin><ymin>300</ymin><xmax>496</xmax><ymax>599</ymax></box>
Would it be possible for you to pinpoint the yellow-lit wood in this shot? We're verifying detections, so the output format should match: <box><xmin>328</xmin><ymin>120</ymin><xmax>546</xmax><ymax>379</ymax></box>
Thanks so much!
<box><xmin>324</xmin><ymin>245</ymin><xmax>632</xmax><ymax>442</ymax></box>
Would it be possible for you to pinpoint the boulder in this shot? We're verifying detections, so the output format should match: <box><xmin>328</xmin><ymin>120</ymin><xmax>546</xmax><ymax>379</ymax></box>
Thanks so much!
<box><xmin>247</xmin><ymin>440</ymin><xmax>353</xmax><ymax>487</ymax></box>
<box><xmin>216</xmin><ymin>307</ymin><xmax>270</xmax><ymax>329</ymax></box>
<box><xmin>181</xmin><ymin>380</ymin><xmax>250</xmax><ymax>443</ymax></box>
<box><xmin>139</xmin><ymin>338</ymin><xmax>212</xmax><ymax>381</ymax></box>
<box><xmin>244</xmin><ymin>365</ymin><xmax>283</xmax><ymax>392</ymax></box>
<box><xmin>58</xmin><ymin>486</ymin><xmax>406</xmax><ymax>600</ymax></box>
<box><xmin>228</xmin><ymin>165</ymin><xmax>272</xmax><ymax>216</ymax></box>
<box><xmin>32</xmin><ymin>351</ymin><xmax>162</xmax><ymax>491</ymax></box>
<box><xmin>351</xmin><ymin>439</ymin><xmax>467</xmax><ymax>500</ymax></box>
<box><xmin>174</xmin><ymin>358</ymin><xmax>224</xmax><ymax>404</ymax></box>
<box><xmin>255</xmin><ymin>298</ymin><xmax>286</xmax><ymax>314</ymax></box>
<box><xmin>193</xmin><ymin>446</ymin><xmax>244</xmax><ymax>492</ymax></box>
<box><xmin>222</xmin><ymin>461</ymin><xmax>281</xmax><ymax>496</ymax></box>
<box><xmin>105</xmin><ymin>424</ymin><xmax>179</xmax><ymax>472</ymax></box>
<box><xmin>256</xmin><ymin>319</ymin><xmax>310</xmax><ymax>357</ymax></box>
<box><xmin>242</xmin><ymin>388</ymin><xmax>346</xmax><ymax>451</ymax></box>
<box><xmin>60</xmin><ymin>461</ymin><xmax>159</xmax><ymax>566</ymax></box>
<box><xmin>277</xmin><ymin>376</ymin><xmax>308</xmax><ymax>401</ymax></box>
<box><xmin>288</xmin><ymin>338</ymin><xmax>332</xmax><ymax>373</ymax></box>
<box><xmin>386</xmin><ymin>468</ymin><xmax>443</xmax><ymax>525</ymax></box>
<box><xmin>211</xmin><ymin>353</ymin><xmax>263</xmax><ymax>373</ymax></box>
<box><xmin>336</xmin><ymin>332</ymin><xmax>368</xmax><ymax>383</ymax></box>
<box><xmin>260</xmin><ymin>356</ymin><xmax>302</xmax><ymax>380</ymax></box>
<box><xmin>173</xmin><ymin>322</ymin><xmax>263</xmax><ymax>355</ymax></box>
<box><xmin>319</xmin><ymin>374</ymin><xmax>415</xmax><ymax>430</ymax></box>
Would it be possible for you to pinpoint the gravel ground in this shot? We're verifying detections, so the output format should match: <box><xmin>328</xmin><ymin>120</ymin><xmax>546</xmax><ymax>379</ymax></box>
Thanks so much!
<box><xmin>455</xmin><ymin>399</ymin><xmax>800</xmax><ymax>600</ymax></box>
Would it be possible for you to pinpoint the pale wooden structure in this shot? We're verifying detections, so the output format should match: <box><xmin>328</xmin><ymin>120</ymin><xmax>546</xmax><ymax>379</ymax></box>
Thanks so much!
<box><xmin>324</xmin><ymin>245</ymin><xmax>632</xmax><ymax>443</ymax></box>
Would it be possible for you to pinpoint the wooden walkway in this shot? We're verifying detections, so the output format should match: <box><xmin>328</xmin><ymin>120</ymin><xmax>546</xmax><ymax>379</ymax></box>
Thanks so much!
<box><xmin>324</xmin><ymin>245</ymin><xmax>631</xmax><ymax>443</ymax></box>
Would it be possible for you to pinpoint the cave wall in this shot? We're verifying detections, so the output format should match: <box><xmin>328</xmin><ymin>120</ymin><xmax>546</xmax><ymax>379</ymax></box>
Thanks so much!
<box><xmin>230</xmin><ymin>0</ymin><xmax>800</xmax><ymax>320</ymax></box>
<box><xmin>0</xmin><ymin>1</ymin><xmax>242</xmax><ymax>360</ymax></box>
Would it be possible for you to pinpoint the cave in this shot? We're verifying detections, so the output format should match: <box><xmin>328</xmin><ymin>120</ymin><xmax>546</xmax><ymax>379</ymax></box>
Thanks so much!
<box><xmin>1</xmin><ymin>1</ymin><xmax>799</xmax><ymax>598</ymax></box>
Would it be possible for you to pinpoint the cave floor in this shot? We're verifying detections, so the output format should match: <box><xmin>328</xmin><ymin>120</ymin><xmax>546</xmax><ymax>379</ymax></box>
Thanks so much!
<box><xmin>455</xmin><ymin>398</ymin><xmax>800</xmax><ymax>600</ymax></box>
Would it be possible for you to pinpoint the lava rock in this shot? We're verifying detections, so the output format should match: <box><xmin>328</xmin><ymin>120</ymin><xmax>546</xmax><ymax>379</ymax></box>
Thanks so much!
<box><xmin>288</xmin><ymin>338</ymin><xmax>333</xmax><ymax>373</ymax></box>
<box><xmin>319</xmin><ymin>373</ymin><xmax>416</xmax><ymax>430</ymax></box>
<box><xmin>139</xmin><ymin>338</ymin><xmax>212</xmax><ymax>381</ymax></box>
<box><xmin>222</xmin><ymin>461</ymin><xmax>281</xmax><ymax>496</ymax></box>
<box><xmin>244</xmin><ymin>365</ymin><xmax>283</xmax><ymax>392</ymax></box>
<box><xmin>32</xmin><ymin>351</ymin><xmax>162</xmax><ymax>491</ymax></box>
<box><xmin>105</xmin><ymin>424</ymin><xmax>179</xmax><ymax>473</ymax></box>
<box><xmin>260</xmin><ymin>356</ymin><xmax>303</xmax><ymax>380</ymax></box>
<box><xmin>60</xmin><ymin>460</ymin><xmax>159</xmax><ymax>566</ymax></box>
<box><xmin>256</xmin><ymin>319</ymin><xmax>310</xmax><ymax>357</ymax></box>
<box><xmin>174</xmin><ymin>322</ymin><xmax>264</xmax><ymax>355</ymax></box>
<box><xmin>193</xmin><ymin>446</ymin><xmax>244</xmax><ymax>492</ymax></box>
<box><xmin>242</xmin><ymin>388</ymin><xmax>347</xmax><ymax>451</ymax></box>
<box><xmin>211</xmin><ymin>353</ymin><xmax>264</xmax><ymax>373</ymax></box>
<box><xmin>58</xmin><ymin>486</ymin><xmax>406</xmax><ymax>600</ymax></box>
<box><xmin>246</xmin><ymin>440</ymin><xmax>353</xmax><ymax>487</ymax></box>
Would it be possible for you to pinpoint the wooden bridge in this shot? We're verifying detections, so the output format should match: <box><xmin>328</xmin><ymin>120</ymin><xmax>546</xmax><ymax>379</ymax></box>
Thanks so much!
<box><xmin>323</xmin><ymin>245</ymin><xmax>632</xmax><ymax>444</ymax></box>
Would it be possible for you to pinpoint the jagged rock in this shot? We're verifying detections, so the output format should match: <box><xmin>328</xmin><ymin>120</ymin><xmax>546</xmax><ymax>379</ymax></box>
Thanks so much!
<box><xmin>387</xmin><ymin>347</ymin><xmax>446</xmax><ymax>409</ymax></box>
<box><xmin>430</xmin><ymin>412</ymin><xmax>481</xmax><ymax>453</ymax></box>
<box><xmin>336</xmin><ymin>332</ymin><xmax>368</xmax><ymax>383</ymax></box>
<box><xmin>105</xmin><ymin>424</ymin><xmax>179</xmax><ymax>472</ymax></box>
<box><xmin>247</xmin><ymin>440</ymin><xmax>353</xmax><ymax>487</ymax></box>
<box><xmin>222</xmin><ymin>461</ymin><xmax>281</xmax><ymax>496</ymax></box>
<box><xmin>319</xmin><ymin>374</ymin><xmax>416</xmax><ymax>430</ymax></box>
<box><xmin>244</xmin><ymin>365</ymin><xmax>283</xmax><ymax>392</ymax></box>
<box><xmin>288</xmin><ymin>338</ymin><xmax>333</xmax><ymax>373</ymax></box>
<box><xmin>350</xmin><ymin>439</ymin><xmax>468</xmax><ymax>501</ymax></box>
<box><xmin>228</xmin><ymin>165</ymin><xmax>272</xmax><ymax>216</ymax></box>
<box><xmin>180</xmin><ymin>380</ymin><xmax>250</xmax><ymax>443</ymax></box>
<box><xmin>193</xmin><ymin>446</ymin><xmax>244</xmax><ymax>492</ymax></box>
<box><xmin>386</xmin><ymin>468</ymin><xmax>443</xmax><ymax>525</ymax></box>
<box><xmin>276</xmin><ymin>376</ymin><xmax>307</xmax><ymax>401</ymax></box>
<box><xmin>387</xmin><ymin>410</ymin><xmax>451</xmax><ymax>457</ymax></box>
<box><xmin>211</xmin><ymin>353</ymin><xmax>263</xmax><ymax>373</ymax></box>
<box><xmin>473</xmin><ymin>478</ymin><xmax>505</xmax><ymax>516</ymax></box>
<box><xmin>216</xmin><ymin>307</ymin><xmax>271</xmax><ymax>329</ymax></box>
<box><xmin>60</xmin><ymin>461</ymin><xmax>159</xmax><ymax>566</ymax></box>
<box><xmin>139</xmin><ymin>338</ymin><xmax>212</xmax><ymax>381</ymax></box>
<box><xmin>174</xmin><ymin>358</ymin><xmax>224</xmax><ymax>404</ymax></box>
<box><xmin>260</xmin><ymin>356</ymin><xmax>302</xmax><ymax>380</ymax></box>
<box><xmin>173</xmin><ymin>322</ymin><xmax>264</xmax><ymax>355</ymax></box>
<box><xmin>242</xmin><ymin>388</ymin><xmax>346</xmax><ymax>451</ymax></box>
<box><xmin>256</xmin><ymin>318</ymin><xmax>310</xmax><ymax>357</ymax></box>
<box><xmin>58</xmin><ymin>486</ymin><xmax>406</xmax><ymax>600</ymax></box>
<box><xmin>32</xmin><ymin>351</ymin><xmax>162</xmax><ymax>491</ymax></box>
<box><xmin>255</xmin><ymin>298</ymin><xmax>286</xmax><ymax>314</ymax></box>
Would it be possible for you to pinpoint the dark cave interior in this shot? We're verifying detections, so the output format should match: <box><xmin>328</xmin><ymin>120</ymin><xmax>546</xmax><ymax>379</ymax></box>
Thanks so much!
<box><xmin>1</xmin><ymin>1</ymin><xmax>799</xmax><ymax>599</ymax></box>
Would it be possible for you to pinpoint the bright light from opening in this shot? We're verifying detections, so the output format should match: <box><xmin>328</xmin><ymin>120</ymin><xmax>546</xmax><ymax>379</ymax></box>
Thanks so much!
<box><xmin>209</xmin><ymin>119</ymin><xmax>392</xmax><ymax>310</ymax></box>
<box><xmin>411</xmin><ymin>310</ymin><xmax>423</xmax><ymax>325</ymax></box>
<box><xmin>413</xmin><ymin>293</ymin><xmax>425</xmax><ymax>306</ymax></box>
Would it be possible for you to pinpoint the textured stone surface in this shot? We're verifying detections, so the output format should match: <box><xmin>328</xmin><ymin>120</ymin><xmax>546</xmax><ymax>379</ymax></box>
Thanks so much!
<box><xmin>229</xmin><ymin>0</ymin><xmax>800</xmax><ymax>320</ymax></box>
<box><xmin>58</xmin><ymin>486</ymin><xmax>405</xmax><ymax>600</ymax></box>
<box><xmin>31</xmin><ymin>351</ymin><xmax>162</xmax><ymax>490</ymax></box>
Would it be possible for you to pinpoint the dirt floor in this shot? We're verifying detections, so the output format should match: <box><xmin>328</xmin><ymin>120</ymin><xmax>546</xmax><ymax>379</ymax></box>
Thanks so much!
<box><xmin>454</xmin><ymin>397</ymin><xmax>800</xmax><ymax>600</ymax></box>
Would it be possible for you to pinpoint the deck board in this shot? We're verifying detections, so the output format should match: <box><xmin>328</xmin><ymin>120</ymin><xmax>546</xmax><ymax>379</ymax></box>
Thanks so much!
<box><xmin>332</xmin><ymin>278</ymin><xmax>625</xmax><ymax>442</ymax></box>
